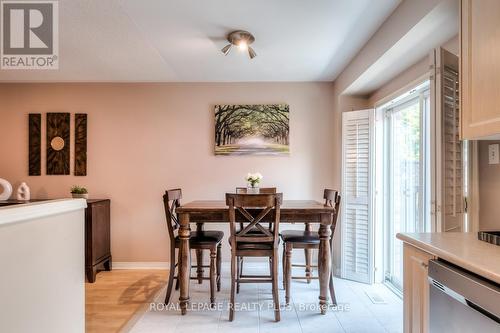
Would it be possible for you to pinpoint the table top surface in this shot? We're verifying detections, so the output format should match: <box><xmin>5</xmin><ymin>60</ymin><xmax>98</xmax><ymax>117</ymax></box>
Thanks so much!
<box><xmin>176</xmin><ymin>200</ymin><xmax>333</xmax><ymax>213</ymax></box>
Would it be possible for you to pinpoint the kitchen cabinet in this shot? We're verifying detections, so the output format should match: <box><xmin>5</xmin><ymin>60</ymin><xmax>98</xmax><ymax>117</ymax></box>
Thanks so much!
<box><xmin>461</xmin><ymin>0</ymin><xmax>500</xmax><ymax>139</ymax></box>
<box><xmin>398</xmin><ymin>233</ymin><xmax>500</xmax><ymax>332</ymax></box>
<box><xmin>402</xmin><ymin>243</ymin><xmax>436</xmax><ymax>333</ymax></box>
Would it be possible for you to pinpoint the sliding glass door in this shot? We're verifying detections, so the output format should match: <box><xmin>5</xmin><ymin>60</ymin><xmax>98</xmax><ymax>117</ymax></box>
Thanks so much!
<box><xmin>384</xmin><ymin>84</ymin><xmax>430</xmax><ymax>290</ymax></box>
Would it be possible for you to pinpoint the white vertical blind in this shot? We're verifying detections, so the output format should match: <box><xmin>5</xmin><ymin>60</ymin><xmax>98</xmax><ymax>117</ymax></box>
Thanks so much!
<box><xmin>434</xmin><ymin>47</ymin><xmax>464</xmax><ymax>232</ymax></box>
<box><xmin>341</xmin><ymin>109</ymin><xmax>374</xmax><ymax>284</ymax></box>
<box><xmin>442</xmin><ymin>64</ymin><xmax>464</xmax><ymax>232</ymax></box>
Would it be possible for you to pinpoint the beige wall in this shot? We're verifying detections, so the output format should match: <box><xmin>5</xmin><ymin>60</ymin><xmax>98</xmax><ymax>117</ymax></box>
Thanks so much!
<box><xmin>478</xmin><ymin>141</ymin><xmax>500</xmax><ymax>231</ymax></box>
<box><xmin>0</xmin><ymin>83</ymin><xmax>336</xmax><ymax>262</ymax></box>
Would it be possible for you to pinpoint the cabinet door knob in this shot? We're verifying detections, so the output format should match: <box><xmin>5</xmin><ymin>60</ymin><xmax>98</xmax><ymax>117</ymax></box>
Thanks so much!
<box><xmin>421</xmin><ymin>262</ymin><xmax>428</xmax><ymax>269</ymax></box>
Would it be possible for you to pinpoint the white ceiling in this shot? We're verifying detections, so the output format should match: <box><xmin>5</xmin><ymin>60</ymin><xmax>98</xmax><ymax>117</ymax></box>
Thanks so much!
<box><xmin>0</xmin><ymin>0</ymin><xmax>401</xmax><ymax>82</ymax></box>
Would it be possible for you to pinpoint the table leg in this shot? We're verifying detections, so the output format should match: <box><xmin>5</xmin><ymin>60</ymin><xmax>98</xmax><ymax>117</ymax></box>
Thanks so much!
<box><xmin>318</xmin><ymin>223</ymin><xmax>332</xmax><ymax>314</ymax></box>
<box><xmin>178</xmin><ymin>212</ymin><xmax>191</xmax><ymax>315</ymax></box>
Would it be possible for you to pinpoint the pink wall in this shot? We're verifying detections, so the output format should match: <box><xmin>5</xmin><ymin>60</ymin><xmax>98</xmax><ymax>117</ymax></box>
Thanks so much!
<box><xmin>0</xmin><ymin>82</ymin><xmax>336</xmax><ymax>262</ymax></box>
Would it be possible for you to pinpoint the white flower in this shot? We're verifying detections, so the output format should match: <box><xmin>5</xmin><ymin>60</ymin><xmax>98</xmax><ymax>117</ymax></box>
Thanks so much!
<box><xmin>245</xmin><ymin>172</ymin><xmax>263</xmax><ymax>183</ymax></box>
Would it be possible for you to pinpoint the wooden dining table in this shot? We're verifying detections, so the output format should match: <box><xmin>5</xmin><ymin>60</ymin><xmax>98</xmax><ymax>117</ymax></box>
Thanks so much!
<box><xmin>175</xmin><ymin>199</ymin><xmax>335</xmax><ymax>315</ymax></box>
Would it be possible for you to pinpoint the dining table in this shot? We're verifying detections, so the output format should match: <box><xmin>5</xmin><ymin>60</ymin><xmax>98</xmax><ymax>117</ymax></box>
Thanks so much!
<box><xmin>175</xmin><ymin>199</ymin><xmax>336</xmax><ymax>315</ymax></box>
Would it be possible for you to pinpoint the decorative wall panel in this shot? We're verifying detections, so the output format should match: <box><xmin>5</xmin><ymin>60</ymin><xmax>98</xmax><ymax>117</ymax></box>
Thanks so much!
<box><xmin>28</xmin><ymin>113</ymin><xmax>41</xmax><ymax>176</ymax></box>
<box><xmin>46</xmin><ymin>113</ymin><xmax>70</xmax><ymax>175</ymax></box>
<box><xmin>74</xmin><ymin>113</ymin><xmax>87</xmax><ymax>176</ymax></box>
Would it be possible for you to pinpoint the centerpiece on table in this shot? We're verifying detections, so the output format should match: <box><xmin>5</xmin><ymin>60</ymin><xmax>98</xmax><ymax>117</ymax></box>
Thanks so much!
<box><xmin>245</xmin><ymin>172</ymin><xmax>263</xmax><ymax>194</ymax></box>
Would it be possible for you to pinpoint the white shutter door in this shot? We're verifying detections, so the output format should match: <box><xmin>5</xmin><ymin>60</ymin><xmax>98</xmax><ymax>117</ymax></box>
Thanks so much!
<box><xmin>341</xmin><ymin>109</ymin><xmax>374</xmax><ymax>284</ymax></box>
<box><xmin>435</xmin><ymin>48</ymin><xmax>464</xmax><ymax>232</ymax></box>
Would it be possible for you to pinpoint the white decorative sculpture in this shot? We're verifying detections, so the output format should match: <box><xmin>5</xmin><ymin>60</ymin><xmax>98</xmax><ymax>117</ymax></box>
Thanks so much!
<box><xmin>16</xmin><ymin>182</ymin><xmax>31</xmax><ymax>201</ymax></box>
<box><xmin>0</xmin><ymin>178</ymin><xmax>13</xmax><ymax>201</ymax></box>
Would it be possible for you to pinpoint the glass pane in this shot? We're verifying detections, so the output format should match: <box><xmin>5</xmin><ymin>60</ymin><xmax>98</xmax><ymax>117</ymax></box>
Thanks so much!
<box><xmin>390</xmin><ymin>98</ymin><xmax>421</xmax><ymax>289</ymax></box>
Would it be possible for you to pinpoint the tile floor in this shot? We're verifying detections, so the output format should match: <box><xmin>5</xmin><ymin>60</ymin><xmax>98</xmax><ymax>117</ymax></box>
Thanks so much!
<box><xmin>129</xmin><ymin>265</ymin><xmax>402</xmax><ymax>333</ymax></box>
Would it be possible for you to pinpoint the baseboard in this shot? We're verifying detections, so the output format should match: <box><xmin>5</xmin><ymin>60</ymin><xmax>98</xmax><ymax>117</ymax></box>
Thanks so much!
<box><xmin>113</xmin><ymin>262</ymin><xmax>170</xmax><ymax>269</ymax></box>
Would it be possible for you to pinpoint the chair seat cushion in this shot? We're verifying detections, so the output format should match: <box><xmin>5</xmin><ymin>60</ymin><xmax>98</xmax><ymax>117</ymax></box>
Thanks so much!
<box><xmin>175</xmin><ymin>230</ymin><xmax>224</xmax><ymax>246</ymax></box>
<box><xmin>280</xmin><ymin>230</ymin><xmax>320</xmax><ymax>244</ymax></box>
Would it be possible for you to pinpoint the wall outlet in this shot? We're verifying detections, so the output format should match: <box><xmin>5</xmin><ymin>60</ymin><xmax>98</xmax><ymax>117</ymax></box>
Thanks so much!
<box><xmin>488</xmin><ymin>144</ymin><xmax>500</xmax><ymax>165</ymax></box>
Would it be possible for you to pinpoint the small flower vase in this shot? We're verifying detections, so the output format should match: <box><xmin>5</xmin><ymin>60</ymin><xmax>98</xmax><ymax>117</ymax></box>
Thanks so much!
<box><xmin>247</xmin><ymin>184</ymin><xmax>260</xmax><ymax>194</ymax></box>
<box><xmin>72</xmin><ymin>193</ymin><xmax>89</xmax><ymax>199</ymax></box>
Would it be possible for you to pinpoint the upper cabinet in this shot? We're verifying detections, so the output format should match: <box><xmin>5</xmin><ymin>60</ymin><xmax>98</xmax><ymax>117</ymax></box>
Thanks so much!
<box><xmin>461</xmin><ymin>0</ymin><xmax>500</xmax><ymax>139</ymax></box>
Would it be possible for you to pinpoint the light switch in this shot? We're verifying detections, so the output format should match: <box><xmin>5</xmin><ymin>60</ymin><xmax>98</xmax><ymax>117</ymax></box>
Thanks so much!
<box><xmin>488</xmin><ymin>144</ymin><xmax>499</xmax><ymax>164</ymax></box>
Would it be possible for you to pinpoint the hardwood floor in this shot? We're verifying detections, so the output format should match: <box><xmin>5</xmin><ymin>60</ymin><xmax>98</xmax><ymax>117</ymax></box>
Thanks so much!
<box><xmin>86</xmin><ymin>269</ymin><xmax>168</xmax><ymax>333</ymax></box>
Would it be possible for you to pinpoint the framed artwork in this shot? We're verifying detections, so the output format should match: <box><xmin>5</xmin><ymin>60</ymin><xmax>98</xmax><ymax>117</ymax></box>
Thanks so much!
<box><xmin>214</xmin><ymin>104</ymin><xmax>289</xmax><ymax>156</ymax></box>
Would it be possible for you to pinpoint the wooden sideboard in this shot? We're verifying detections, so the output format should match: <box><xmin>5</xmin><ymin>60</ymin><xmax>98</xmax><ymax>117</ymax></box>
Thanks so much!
<box><xmin>85</xmin><ymin>199</ymin><xmax>111</xmax><ymax>283</ymax></box>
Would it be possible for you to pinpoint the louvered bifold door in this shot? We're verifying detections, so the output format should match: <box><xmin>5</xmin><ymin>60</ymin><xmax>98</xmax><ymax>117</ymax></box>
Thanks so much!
<box><xmin>341</xmin><ymin>109</ymin><xmax>374</xmax><ymax>284</ymax></box>
<box><xmin>436</xmin><ymin>48</ymin><xmax>465</xmax><ymax>232</ymax></box>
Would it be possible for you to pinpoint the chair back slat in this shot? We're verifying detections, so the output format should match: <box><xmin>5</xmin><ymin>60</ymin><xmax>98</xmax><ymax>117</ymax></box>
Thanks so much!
<box><xmin>237</xmin><ymin>206</ymin><xmax>274</xmax><ymax>239</ymax></box>
<box><xmin>323</xmin><ymin>189</ymin><xmax>342</xmax><ymax>245</ymax></box>
<box><xmin>323</xmin><ymin>189</ymin><xmax>337</xmax><ymax>207</ymax></box>
<box><xmin>226</xmin><ymin>193</ymin><xmax>282</xmax><ymax>248</ymax></box>
<box><xmin>331</xmin><ymin>193</ymin><xmax>341</xmax><ymax>235</ymax></box>
<box><xmin>163</xmin><ymin>189</ymin><xmax>182</xmax><ymax>243</ymax></box>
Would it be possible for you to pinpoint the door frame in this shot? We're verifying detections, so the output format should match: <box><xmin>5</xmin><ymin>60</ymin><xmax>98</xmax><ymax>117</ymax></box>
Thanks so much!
<box><xmin>375</xmin><ymin>80</ymin><xmax>431</xmax><ymax>290</ymax></box>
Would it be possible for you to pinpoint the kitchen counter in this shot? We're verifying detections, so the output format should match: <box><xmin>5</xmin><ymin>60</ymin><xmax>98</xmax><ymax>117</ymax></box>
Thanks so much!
<box><xmin>0</xmin><ymin>199</ymin><xmax>87</xmax><ymax>333</ymax></box>
<box><xmin>397</xmin><ymin>232</ymin><xmax>500</xmax><ymax>284</ymax></box>
<box><xmin>0</xmin><ymin>199</ymin><xmax>86</xmax><ymax>225</ymax></box>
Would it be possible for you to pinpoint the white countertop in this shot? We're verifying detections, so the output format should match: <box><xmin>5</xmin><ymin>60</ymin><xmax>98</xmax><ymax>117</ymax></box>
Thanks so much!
<box><xmin>0</xmin><ymin>199</ymin><xmax>87</xmax><ymax>226</ymax></box>
<box><xmin>397</xmin><ymin>232</ymin><xmax>500</xmax><ymax>284</ymax></box>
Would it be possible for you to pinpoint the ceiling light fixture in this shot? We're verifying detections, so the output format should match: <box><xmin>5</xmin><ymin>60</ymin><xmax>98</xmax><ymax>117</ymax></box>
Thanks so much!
<box><xmin>221</xmin><ymin>30</ymin><xmax>257</xmax><ymax>59</ymax></box>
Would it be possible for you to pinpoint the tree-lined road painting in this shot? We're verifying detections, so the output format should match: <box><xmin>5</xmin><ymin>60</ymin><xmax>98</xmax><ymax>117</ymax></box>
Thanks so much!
<box><xmin>214</xmin><ymin>104</ymin><xmax>289</xmax><ymax>156</ymax></box>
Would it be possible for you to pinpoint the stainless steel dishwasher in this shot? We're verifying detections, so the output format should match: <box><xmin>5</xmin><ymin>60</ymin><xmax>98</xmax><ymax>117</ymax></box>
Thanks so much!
<box><xmin>428</xmin><ymin>260</ymin><xmax>500</xmax><ymax>332</ymax></box>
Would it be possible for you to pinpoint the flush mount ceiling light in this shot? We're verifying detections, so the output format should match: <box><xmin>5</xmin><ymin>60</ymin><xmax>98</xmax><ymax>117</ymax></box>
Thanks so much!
<box><xmin>221</xmin><ymin>30</ymin><xmax>257</xmax><ymax>59</ymax></box>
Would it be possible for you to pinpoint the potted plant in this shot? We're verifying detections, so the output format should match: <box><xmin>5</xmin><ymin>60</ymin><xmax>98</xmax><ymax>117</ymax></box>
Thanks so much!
<box><xmin>70</xmin><ymin>185</ymin><xmax>88</xmax><ymax>199</ymax></box>
<box><xmin>245</xmin><ymin>173</ymin><xmax>263</xmax><ymax>194</ymax></box>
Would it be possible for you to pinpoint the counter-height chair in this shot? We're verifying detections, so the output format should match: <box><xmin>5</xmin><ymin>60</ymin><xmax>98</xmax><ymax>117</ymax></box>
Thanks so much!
<box><xmin>235</xmin><ymin>187</ymin><xmax>277</xmax><ymax>230</ymax></box>
<box><xmin>234</xmin><ymin>187</ymin><xmax>276</xmax><ymax>294</ymax></box>
<box><xmin>281</xmin><ymin>189</ymin><xmax>340</xmax><ymax>305</ymax></box>
<box><xmin>226</xmin><ymin>192</ymin><xmax>283</xmax><ymax>322</ymax></box>
<box><xmin>163</xmin><ymin>189</ymin><xmax>224</xmax><ymax>306</ymax></box>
